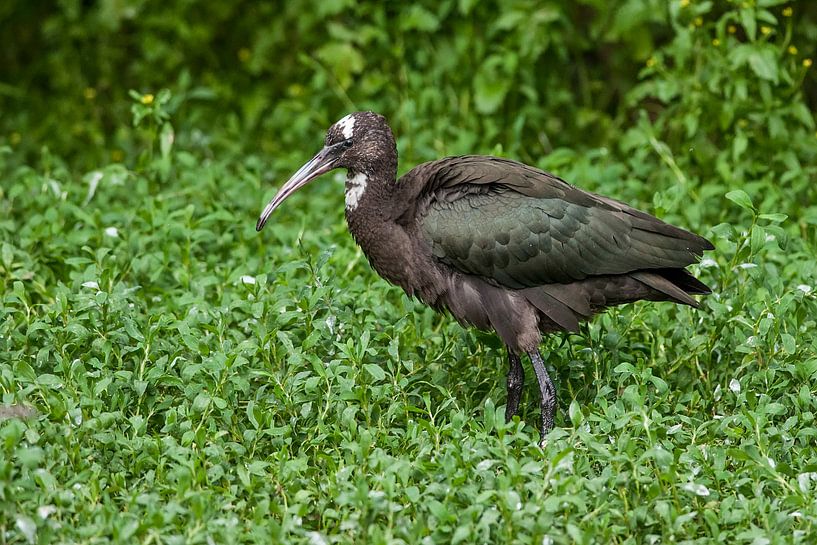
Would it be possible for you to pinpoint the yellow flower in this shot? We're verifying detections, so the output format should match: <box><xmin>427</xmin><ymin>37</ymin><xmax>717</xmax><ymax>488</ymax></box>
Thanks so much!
<box><xmin>728</xmin><ymin>25</ymin><xmax>737</xmax><ymax>34</ymax></box>
<box><xmin>783</xmin><ymin>7</ymin><xmax>793</xmax><ymax>17</ymax></box>
<box><xmin>788</xmin><ymin>45</ymin><xmax>798</xmax><ymax>55</ymax></box>
<box><xmin>760</xmin><ymin>26</ymin><xmax>772</xmax><ymax>35</ymax></box>
<box><xmin>694</xmin><ymin>16</ymin><xmax>703</xmax><ymax>27</ymax></box>
<box><xmin>646</xmin><ymin>57</ymin><xmax>656</xmax><ymax>68</ymax></box>
<box><xmin>712</xmin><ymin>38</ymin><xmax>720</xmax><ymax>46</ymax></box>
<box><xmin>680</xmin><ymin>0</ymin><xmax>690</xmax><ymax>7</ymax></box>
<box><xmin>141</xmin><ymin>93</ymin><xmax>154</xmax><ymax>105</ymax></box>
<box><xmin>238</xmin><ymin>48</ymin><xmax>251</xmax><ymax>62</ymax></box>
<box><xmin>804</xmin><ymin>58</ymin><xmax>813</xmax><ymax>68</ymax></box>
<box><xmin>84</xmin><ymin>87</ymin><xmax>97</xmax><ymax>100</ymax></box>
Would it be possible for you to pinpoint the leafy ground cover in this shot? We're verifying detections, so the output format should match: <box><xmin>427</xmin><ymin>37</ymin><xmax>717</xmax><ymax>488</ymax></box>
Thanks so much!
<box><xmin>2</xmin><ymin>1</ymin><xmax>817</xmax><ymax>543</ymax></box>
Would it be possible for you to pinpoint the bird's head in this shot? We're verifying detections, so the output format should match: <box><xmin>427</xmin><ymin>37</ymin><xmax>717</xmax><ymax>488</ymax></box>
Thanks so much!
<box><xmin>256</xmin><ymin>111</ymin><xmax>396</xmax><ymax>231</ymax></box>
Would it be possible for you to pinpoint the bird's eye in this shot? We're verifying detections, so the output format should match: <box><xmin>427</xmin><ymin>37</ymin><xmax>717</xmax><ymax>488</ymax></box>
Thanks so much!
<box><xmin>342</xmin><ymin>138</ymin><xmax>353</xmax><ymax>148</ymax></box>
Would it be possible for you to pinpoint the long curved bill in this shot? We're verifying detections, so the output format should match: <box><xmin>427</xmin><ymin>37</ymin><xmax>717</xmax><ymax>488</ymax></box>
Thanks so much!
<box><xmin>256</xmin><ymin>146</ymin><xmax>339</xmax><ymax>231</ymax></box>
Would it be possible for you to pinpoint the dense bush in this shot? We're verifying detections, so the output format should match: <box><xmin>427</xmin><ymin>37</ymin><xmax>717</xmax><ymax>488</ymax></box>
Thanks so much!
<box><xmin>2</xmin><ymin>2</ymin><xmax>812</xmax><ymax>163</ymax></box>
<box><xmin>2</xmin><ymin>1</ymin><xmax>817</xmax><ymax>543</ymax></box>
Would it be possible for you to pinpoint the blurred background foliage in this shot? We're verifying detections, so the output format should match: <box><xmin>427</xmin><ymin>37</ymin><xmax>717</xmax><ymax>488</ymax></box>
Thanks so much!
<box><xmin>2</xmin><ymin>0</ymin><xmax>816</xmax><ymax>181</ymax></box>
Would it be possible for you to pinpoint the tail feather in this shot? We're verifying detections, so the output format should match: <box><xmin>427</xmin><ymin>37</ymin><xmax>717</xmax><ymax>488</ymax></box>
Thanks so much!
<box><xmin>631</xmin><ymin>268</ymin><xmax>711</xmax><ymax>307</ymax></box>
<box><xmin>522</xmin><ymin>267</ymin><xmax>712</xmax><ymax>334</ymax></box>
<box><xmin>657</xmin><ymin>267</ymin><xmax>712</xmax><ymax>295</ymax></box>
<box><xmin>631</xmin><ymin>271</ymin><xmax>698</xmax><ymax>307</ymax></box>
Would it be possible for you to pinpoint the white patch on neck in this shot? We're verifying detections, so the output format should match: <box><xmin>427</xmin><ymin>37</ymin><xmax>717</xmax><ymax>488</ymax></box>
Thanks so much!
<box><xmin>337</xmin><ymin>114</ymin><xmax>355</xmax><ymax>139</ymax></box>
<box><xmin>345</xmin><ymin>172</ymin><xmax>367</xmax><ymax>211</ymax></box>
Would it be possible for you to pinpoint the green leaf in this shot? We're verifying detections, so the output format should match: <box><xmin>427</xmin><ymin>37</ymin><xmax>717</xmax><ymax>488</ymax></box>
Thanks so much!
<box><xmin>781</xmin><ymin>333</ymin><xmax>796</xmax><ymax>354</ymax></box>
<box><xmin>740</xmin><ymin>9</ymin><xmax>757</xmax><ymax>41</ymax></box>
<box><xmin>452</xmin><ymin>525</ymin><xmax>471</xmax><ymax>545</ymax></box>
<box><xmin>648</xmin><ymin>375</ymin><xmax>669</xmax><ymax>393</ymax></box>
<box><xmin>568</xmin><ymin>400</ymin><xmax>584</xmax><ymax>427</ymax></box>
<box><xmin>37</xmin><ymin>374</ymin><xmax>63</xmax><ymax>388</ymax></box>
<box><xmin>614</xmin><ymin>362</ymin><xmax>636</xmax><ymax>375</ymax></box>
<box><xmin>160</xmin><ymin>123</ymin><xmax>174</xmax><ymax>159</ymax></box>
<box><xmin>363</xmin><ymin>363</ymin><xmax>386</xmax><ymax>381</ymax></box>
<box><xmin>758</xmin><ymin>213</ymin><xmax>787</xmax><ymax>223</ymax></box>
<box><xmin>748</xmin><ymin>48</ymin><xmax>778</xmax><ymax>83</ymax></box>
<box><xmin>791</xmin><ymin>103</ymin><xmax>815</xmax><ymax>129</ymax></box>
<box><xmin>404</xmin><ymin>486</ymin><xmax>420</xmax><ymax>503</ymax></box>
<box><xmin>750</xmin><ymin>225</ymin><xmax>766</xmax><ymax>254</ymax></box>
<box><xmin>1</xmin><ymin>242</ymin><xmax>12</xmax><ymax>269</ymax></box>
<box><xmin>725</xmin><ymin>189</ymin><xmax>755</xmax><ymax>211</ymax></box>
<box><xmin>192</xmin><ymin>393</ymin><xmax>211</xmax><ymax>412</ymax></box>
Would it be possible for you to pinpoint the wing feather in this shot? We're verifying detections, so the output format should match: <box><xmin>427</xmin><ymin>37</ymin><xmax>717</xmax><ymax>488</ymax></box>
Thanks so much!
<box><xmin>411</xmin><ymin>155</ymin><xmax>712</xmax><ymax>290</ymax></box>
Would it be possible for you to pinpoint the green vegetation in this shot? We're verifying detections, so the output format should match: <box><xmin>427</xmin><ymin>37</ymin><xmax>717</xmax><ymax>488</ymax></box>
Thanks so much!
<box><xmin>2</xmin><ymin>1</ymin><xmax>817</xmax><ymax>543</ymax></box>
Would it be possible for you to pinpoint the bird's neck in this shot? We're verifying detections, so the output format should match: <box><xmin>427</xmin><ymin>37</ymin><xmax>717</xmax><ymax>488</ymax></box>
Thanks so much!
<box><xmin>343</xmin><ymin>160</ymin><xmax>396</xmax><ymax>218</ymax></box>
<box><xmin>344</xmin><ymin>170</ymin><xmax>372</xmax><ymax>213</ymax></box>
<box><xmin>341</xmin><ymin>128</ymin><xmax>402</xmax><ymax>274</ymax></box>
<box><xmin>343</xmin><ymin>166</ymin><xmax>408</xmax><ymax>284</ymax></box>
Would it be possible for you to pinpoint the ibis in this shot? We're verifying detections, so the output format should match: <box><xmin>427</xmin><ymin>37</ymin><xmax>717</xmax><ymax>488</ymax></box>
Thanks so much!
<box><xmin>256</xmin><ymin>111</ymin><xmax>713</xmax><ymax>439</ymax></box>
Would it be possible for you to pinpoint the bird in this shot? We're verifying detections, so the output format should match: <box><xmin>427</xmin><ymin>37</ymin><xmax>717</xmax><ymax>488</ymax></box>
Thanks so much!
<box><xmin>256</xmin><ymin>111</ymin><xmax>713</xmax><ymax>440</ymax></box>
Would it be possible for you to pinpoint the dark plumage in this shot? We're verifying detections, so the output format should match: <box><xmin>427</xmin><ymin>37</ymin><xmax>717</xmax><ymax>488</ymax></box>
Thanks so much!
<box><xmin>256</xmin><ymin>111</ymin><xmax>714</xmax><ymax>439</ymax></box>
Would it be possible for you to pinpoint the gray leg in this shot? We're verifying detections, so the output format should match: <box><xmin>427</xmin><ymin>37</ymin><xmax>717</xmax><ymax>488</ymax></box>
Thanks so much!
<box><xmin>528</xmin><ymin>349</ymin><xmax>556</xmax><ymax>437</ymax></box>
<box><xmin>505</xmin><ymin>352</ymin><xmax>524</xmax><ymax>422</ymax></box>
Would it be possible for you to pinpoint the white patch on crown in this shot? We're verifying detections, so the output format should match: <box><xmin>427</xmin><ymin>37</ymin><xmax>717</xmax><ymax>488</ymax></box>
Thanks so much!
<box><xmin>345</xmin><ymin>172</ymin><xmax>367</xmax><ymax>211</ymax></box>
<box><xmin>337</xmin><ymin>114</ymin><xmax>355</xmax><ymax>139</ymax></box>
